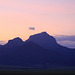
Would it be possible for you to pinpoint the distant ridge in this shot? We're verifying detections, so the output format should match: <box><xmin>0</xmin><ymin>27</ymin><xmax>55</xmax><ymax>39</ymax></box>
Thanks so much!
<box><xmin>3</xmin><ymin>37</ymin><xmax>24</xmax><ymax>48</ymax></box>
<box><xmin>27</xmin><ymin>32</ymin><xmax>68</xmax><ymax>50</ymax></box>
<box><xmin>0</xmin><ymin>32</ymin><xmax>75</xmax><ymax>68</ymax></box>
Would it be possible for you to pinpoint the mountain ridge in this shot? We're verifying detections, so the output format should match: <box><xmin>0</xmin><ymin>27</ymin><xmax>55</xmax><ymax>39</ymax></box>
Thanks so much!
<box><xmin>3</xmin><ymin>37</ymin><xmax>24</xmax><ymax>48</ymax></box>
<box><xmin>0</xmin><ymin>32</ymin><xmax>75</xmax><ymax>68</ymax></box>
<box><xmin>0</xmin><ymin>32</ymin><xmax>74</xmax><ymax>49</ymax></box>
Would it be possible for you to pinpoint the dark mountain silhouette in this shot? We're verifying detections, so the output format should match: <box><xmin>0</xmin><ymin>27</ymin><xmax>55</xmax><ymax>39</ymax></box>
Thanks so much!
<box><xmin>0</xmin><ymin>41</ymin><xmax>67</xmax><ymax>68</ymax></box>
<box><xmin>0</xmin><ymin>32</ymin><xmax>75</xmax><ymax>69</ymax></box>
<box><xmin>0</xmin><ymin>45</ymin><xmax>2</xmax><ymax>47</ymax></box>
<box><xmin>27</xmin><ymin>32</ymin><xmax>69</xmax><ymax>50</ymax></box>
<box><xmin>28</xmin><ymin>32</ymin><xmax>57</xmax><ymax>49</ymax></box>
<box><xmin>26</xmin><ymin>32</ymin><xmax>74</xmax><ymax>56</ymax></box>
<box><xmin>3</xmin><ymin>37</ymin><xmax>24</xmax><ymax>48</ymax></box>
<box><xmin>0</xmin><ymin>37</ymin><xmax>24</xmax><ymax>56</ymax></box>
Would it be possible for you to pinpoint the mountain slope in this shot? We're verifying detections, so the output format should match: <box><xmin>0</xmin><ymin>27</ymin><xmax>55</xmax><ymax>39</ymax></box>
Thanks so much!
<box><xmin>0</xmin><ymin>45</ymin><xmax>2</xmax><ymax>47</ymax></box>
<box><xmin>3</xmin><ymin>37</ymin><xmax>24</xmax><ymax>48</ymax></box>
<box><xmin>0</xmin><ymin>41</ymin><xmax>67</xmax><ymax>68</ymax></box>
<box><xmin>27</xmin><ymin>32</ymin><xmax>69</xmax><ymax>50</ymax></box>
<box><xmin>0</xmin><ymin>32</ymin><xmax>75</xmax><ymax>68</ymax></box>
<box><xmin>0</xmin><ymin>37</ymin><xmax>24</xmax><ymax>56</ymax></box>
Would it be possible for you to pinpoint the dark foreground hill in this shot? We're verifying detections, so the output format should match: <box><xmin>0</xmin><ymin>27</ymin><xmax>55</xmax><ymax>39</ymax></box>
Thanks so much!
<box><xmin>0</xmin><ymin>32</ymin><xmax>75</xmax><ymax>69</ymax></box>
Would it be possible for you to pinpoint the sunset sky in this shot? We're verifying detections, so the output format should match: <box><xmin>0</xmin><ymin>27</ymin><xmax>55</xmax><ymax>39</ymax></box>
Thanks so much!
<box><xmin>0</xmin><ymin>0</ymin><xmax>75</xmax><ymax>48</ymax></box>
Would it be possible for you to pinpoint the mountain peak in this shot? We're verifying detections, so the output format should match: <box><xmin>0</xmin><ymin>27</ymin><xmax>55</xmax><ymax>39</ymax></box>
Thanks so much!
<box><xmin>8</xmin><ymin>37</ymin><xmax>22</xmax><ymax>42</ymax></box>
<box><xmin>27</xmin><ymin>32</ymin><xmax>57</xmax><ymax>49</ymax></box>
<box><xmin>30</xmin><ymin>32</ymin><xmax>52</xmax><ymax>38</ymax></box>
<box><xmin>4</xmin><ymin>37</ymin><xmax>24</xmax><ymax>48</ymax></box>
<box><xmin>41</xmin><ymin>31</ymin><xmax>48</xmax><ymax>34</ymax></box>
<box><xmin>8</xmin><ymin>37</ymin><xmax>23</xmax><ymax>44</ymax></box>
<box><xmin>40</xmin><ymin>32</ymin><xmax>51</xmax><ymax>36</ymax></box>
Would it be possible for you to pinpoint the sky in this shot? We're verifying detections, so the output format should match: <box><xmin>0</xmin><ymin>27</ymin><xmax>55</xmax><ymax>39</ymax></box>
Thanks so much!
<box><xmin>0</xmin><ymin>0</ymin><xmax>75</xmax><ymax>48</ymax></box>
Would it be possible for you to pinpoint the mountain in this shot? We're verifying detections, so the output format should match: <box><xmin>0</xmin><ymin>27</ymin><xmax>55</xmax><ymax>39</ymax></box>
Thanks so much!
<box><xmin>0</xmin><ymin>37</ymin><xmax>24</xmax><ymax>56</ymax></box>
<box><xmin>3</xmin><ymin>37</ymin><xmax>24</xmax><ymax>48</ymax></box>
<box><xmin>26</xmin><ymin>32</ymin><xmax>73</xmax><ymax>58</ymax></box>
<box><xmin>0</xmin><ymin>32</ymin><xmax>75</xmax><ymax>69</ymax></box>
<box><xmin>0</xmin><ymin>45</ymin><xmax>2</xmax><ymax>47</ymax></box>
<box><xmin>28</xmin><ymin>32</ymin><xmax>57</xmax><ymax>49</ymax></box>
<box><xmin>0</xmin><ymin>41</ymin><xmax>67</xmax><ymax>68</ymax></box>
<box><xmin>27</xmin><ymin>32</ymin><xmax>69</xmax><ymax>50</ymax></box>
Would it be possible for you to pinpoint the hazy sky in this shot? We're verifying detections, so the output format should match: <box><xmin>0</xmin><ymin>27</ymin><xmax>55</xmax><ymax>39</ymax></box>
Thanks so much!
<box><xmin>0</xmin><ymin>0</ymin><xmax>75</xmax><ymax>44</ymax></box>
